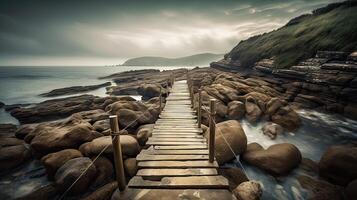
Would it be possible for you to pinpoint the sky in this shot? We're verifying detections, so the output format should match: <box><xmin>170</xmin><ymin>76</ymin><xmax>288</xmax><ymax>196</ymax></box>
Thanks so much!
<box><xmin>0</xmin><ymin>0</ymin><xmax>342</xmax><ymax>66</ymax></box>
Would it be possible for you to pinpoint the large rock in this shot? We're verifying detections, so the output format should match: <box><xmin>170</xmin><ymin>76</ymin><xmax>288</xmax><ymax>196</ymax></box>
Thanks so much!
<box><xmin>30</xmin><ymin>115</ymin><xmax>101</xmax><ymax>155</ymax></box>
<box><xmin>55</xmin><ymin>157</ymin><xmax>97</xmax><ymax>195</ymax></box>
<box><xmin>319</xmin><ymin>145</ymin><xmax>357</xmax><ymax>186</ymax></box>
<box><xmin>242</xmin><ymin>143</ymin><xmax>301</xmax><ymax>176</ymax></box>
<box><xmin>0</xmin><ymin>144</ymin><xmax>31</xmax><ymax>170</ymax></box>
<box><xmin>40</xmin><ymin>82</ymin><xmax>111</xmax><ymax>97</ymax></box>
<box><xmin>82</xmin><ymin>182</ymin><xmax>118</xmax><ymax>200</ymax></box>
<box><xmin>79</xmin><ymin>135</ymin><xmax>140</xmax><ymax>157</ymax></box>
<box><xmin>271</xmin><ymin>106</ymin><xmax>301</xmax><ymax>131</ymax></box>
<box><xmin>233</xmin><ymin>181</ymin><xmax>263</xmax><ymax>200</ymax></box>
<box><xmin>227</xmin><ymin>101</ymin><xmax>245</xmax><ymax>120</ymax></box>
<box><xmin>76</xmin><ymin>109</ymin><xmax>110</xmax><ymax>124</ymax></box>
<box><xmin>124</xmin><ymin>158</ymin><xmax>138</xmax><ymax>178</ymax></box>
<box><xmin>214</xmin><ymin>120</ymin><xmax>247</xmax><ymax>164</ymax></box>
<box><xmin>265</xmin><ymin>98</ymin><xmax>287</xmax><ymax>116</ymax></box>
<box><xmin>245</xmin><ymin>97</ymin><xmax>262</xmax><ymax>123</ymax></box>
<box><xmin>91</xmin><ymin>156</ymin><xmax>114</xmax><ymax>188</ymax></box>
<box><xmin>218</xmin><ymin>167</ymin><xmax>249</xmax><ymax>191</ymax></box>
<box><xmin>41</xmin><ymin>149</ymin><xmax>83</xmax><ymax>179</ymax></box>
<box><xmin>261</xmin><ymin>122</ymin><xmax>284</xmax><ymax>139</ymax></box>
<box><xmin>138</xmin><ymin>84</ymin><xmax>164</xmax><ymax>100</ymax></box>
<box><xmin>15</xmin><ymin>124</ymin><xmax>38</xmax><ymax>139</ymax></box>
<box><xmin>136</xmin><ymin>124</ymin><xmax>154</xmax><ymax>146</ymax></box>
<box><xmin>297</xmin><ymin>175</ymin><xmax>342</xmax><ymax>200</ymax></box>
<box><xmin>93</xmin><ymin>119</ymin><xmax>110</xmax><ymax>132</ymax></box>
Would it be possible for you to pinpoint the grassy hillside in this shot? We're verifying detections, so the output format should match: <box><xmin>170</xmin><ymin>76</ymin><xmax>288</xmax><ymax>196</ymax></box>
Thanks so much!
<box><xmin>122</xmin><ymin>53</ymin><xmax>223</xmax><ymax>66</ymax></box>
<box><xmin>227</xmin><ymin>1</ymin><xmax>357</xmax><ymax>69</ymax></box>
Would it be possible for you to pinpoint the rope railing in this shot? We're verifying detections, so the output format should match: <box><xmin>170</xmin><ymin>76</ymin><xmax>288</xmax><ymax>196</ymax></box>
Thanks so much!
<box><xmin>58</xmin><ymin>80</ymin><xmax>172</xmax><ymax>200</ymax></box>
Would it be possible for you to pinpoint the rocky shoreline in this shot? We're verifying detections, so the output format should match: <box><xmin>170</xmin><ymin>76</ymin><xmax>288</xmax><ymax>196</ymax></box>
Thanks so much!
<box><xmin>0</xmin><ymin>66</ymin><xmax>356</xmax><ymax>199</ymax></box>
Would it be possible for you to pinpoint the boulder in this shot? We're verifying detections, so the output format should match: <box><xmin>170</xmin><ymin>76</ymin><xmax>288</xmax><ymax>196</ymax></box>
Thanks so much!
<box><xmin>41</xmin><ymin>149</ymin><xmax>83</xmax><ymax>179</ymax></box>
<box><xmin>265</xmin><ymin>98</ymin><xmax>286</xmax><ymax>116</ymax></box>
<box><xmin>136</xmin><ymin>124</ymin><xmax>154</xmax><ymax>146</ymax></box>
<box><xmin>30</xmin><ymin>115</ymin><xmax>101</xmax><ymax>155</ymax></box>
<box><xmin>218</xmin><ymin>167</ymin><xmax>249</xmax><ymax>191</ymax></box>
<box><xmin>93</xmin><ymin>119</ymin><xmax>110</xmax><ymax>132</ymax></box>
<box><xmin>91</xmin><ymin>156</ymin><xmax>114</xmax><ymax>188</ymax></box>
<box><xmin>82</xmin><ymin>182</ymin><xmax>118</xmax><ymax>200</ymax></box>
<box><xmin>76</xmin><ymin>109</ymin><xmax>110</xmax><ymax>124</ymax></box>
<box><xmin>242</xmin><ymin>143</ymin><xmax>302</xmax><ymax>176</ymax></box>
<box><xmin>0</xmin><ymin>144</ymin><xmax>31</xmax><ymax>171</ymax></box>
<box><xmin>16</xmin><ymin>184</ymin><xmax>58</xmax><ymax>200</ymax></box>
<box><xmin>319</xmin><ymin>145</ymin><xmax>357</xmax><ymax>186</ymax></box>
<box><xmin>261</xmin><ymin>122</ymin><xmax>284</xmax><ymax>139</ymax></box>
<box><xmin>124</xmin><ymin>158</ymin><xmax>138</xmax><ymax>178</ymax></box>
<box><xmin>39</xmin><ymin>82</ymin><xmax>111</xmax><ymax>97</ymax></box>
<box><xmin>233</xmin><ymin>181</ymin><xmax>263</xmax><ymax>200</ymax></box>
<box><xmin>227</xmin><ymin>101</ymin><xmax>245</xmax><ymax>120</ymax></box>
<box><xmin>138</xmin><ymin>84</ymin><xmax>163</xmax><ymax>100</ymax></box>
<box><xmin>214</xmin><ymin>120</ymin><xmax>247</xmax><ymax>164</ymax></box>
<box><xmin>345</xmin><ymin>179</ymin><xmax>357</xmax><ymax>200</ymax></box>
<box><xmin>271</xmin><ymin>106</ymin><xmax>301</xmax><ymax>131</ymax></box>
<box><xmin>15</xmin><ymin>124</ymin><xmax>38</xmax><ymax>139</ymax></box>
<box><xmin>79</xmin><ymin>135</ymin><xmax>140</xmax><ymax>157</ymax></box>
<box><xmin>300</xmin><ymin>158</ymin><xmax>319</xmax><ymax>176</ymax></box>
<box><xmin>245</xmin><ymin>97</ymin><xmax>262</xmax><ymax>123</ymax></box>
<box><xmin>55</xmin><ymin>157</ymin><xmax>97</xmax><ymax>195</ymax></box>
<box><xmin>297</xmin><ymin>175</ymin><xmax>342</xmax><ymax>200</ymax></box>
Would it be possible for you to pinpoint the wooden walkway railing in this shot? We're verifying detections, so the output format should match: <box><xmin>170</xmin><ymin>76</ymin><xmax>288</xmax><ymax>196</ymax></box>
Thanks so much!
<box><xmin>112</xmin><ymin>79</ymin><xmax>236</xmax><ymax>199</ymax></box>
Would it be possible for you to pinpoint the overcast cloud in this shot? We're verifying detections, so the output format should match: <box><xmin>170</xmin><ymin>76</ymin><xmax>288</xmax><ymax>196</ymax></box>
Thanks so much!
<box><xmin>0</xmin><ymin>0</ymin><xmax>341</xmax><ymax>65</ymax></box>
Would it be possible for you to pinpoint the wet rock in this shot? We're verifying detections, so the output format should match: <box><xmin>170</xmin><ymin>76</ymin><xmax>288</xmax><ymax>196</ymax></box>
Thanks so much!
<box><xmin>136</xmin><ymin>124</ymin><xmax>154</xmax><ymax>146</ymax></box>
<box><xmin>218</xmin><ymin>167</ymin><xmax>249</xmax><ymax>191</ymax></box>
<box><xmin>0</xmin><ymin>123</ymin><xmax>17</xmax><ymax>138</ymax></box>
<box><xmin>300</xmin><ymin>158</ymin><xmax>319</xmax><ymax>176</ymax></box>
<box><xmin>261</xmin><ymin>122</ymin><xmax>283</xmax><ymax>139</ymax></box>
<box><xmin>271</xmin><ymin>106</ymin><xmax>301</xmax><ymax>131</ymax></box>
<box><xmin>245</xmin><ymin>96</ymin><xmax>262</xmax><ymax>123</ymax></box>
<box><xmin>345</xmin><ymin>179</ymin><xmax>357</xmax><ymax>200</ymax></box>
<box><xmin>30</xmin><ymin>115</ymin><xmax>101</xmax><ymax>155</ymax></box>
<box><xmin>214</xmin><ymin>120</ymin><xmax>247</xmax><ymax>164</ymax></box>
<box><xmin>233</xmin><ymin>181</ymin><xmax>263</xmax><ymax>200</ymax></box>
<box><xmin>79</xmin><ymin>135</ymin><xmax>140</xmax><ymax>157</ymax></box>
<box><xmin>76</xmin><ymin>109</ymin><xmax>110</xmax><ymax>124</ymax></box>
<box><xmin>55</xmin><ymin>157</ymin><xmax>97</xmax><ymax>195</ymax></box>
<box><xmin>41</xmin><ymin>149</ymin><xmax>83</xmax><ymax>179</ymax></box>
<box><xmin>16</xmin><ymin>184</ymin><xmax>58</xmax><ymax>200</ymax></box>
<box><xmin>319</xmin><ymin>145</ymin><xmax>357</xmax><ymax>186</ymax></box>
<box><xmin>227</xmin><ymin>101</ymin><xmax>245</xmax><ymax>120</ymax></box>
<box><xmin>203</xmin><ymin>84</ymin><xmax>239</xmax><ymax>103</ymax></box>
<box><xmin>138</xmin><ymin>84</ymin><xmax>164</xmax><ymax>100</ymax></box>
<box><xmin>124</xmin><ymin>158</ymin><xmax>138</xmax><ymax>178</ymax></box>
<box><xmin>83</xmin><ymin>181</ymin><xmax>118</xmax><ymax>200</ymax></box>
<box><xmin>0</xmin><ymin>144</ymin><xmax>31</xmax><ymax>170</ymax></box>
<box><xmin>92</xmin><ymin>156</ymin><xmax>114</xmax><ymax>188</ymax></box>
<box><xmin>297</xmin><ymin>175</ymin><xmax>342</xmax><ymax>200</ymax></box>
<box><xmin>265</xmin><ymin>98</ymin><xmax>286</xmax><ymax>116</ymax></box>
<box><xmin>40</xmin><ymin>82</ymin><xmax>111</xmax><ymax>97</ymax></box>
<box><xmin>242</xmin><ymin>143</ymin><xmax>302</xmax><ymax>176</ymax></box>
<box><xmin>0</xmin><ymin>137</ymin><xmax>23</xmax><ymax>147</ymax></box>
<box><xmin>93</xmin><ymin>119</ymin><xmax>110</xmax><ymax>132</ymax></box>
<box><xmin>15</xmin><ymin>124</ymin><xmax>38</xmax><ymax>139</ymax></box>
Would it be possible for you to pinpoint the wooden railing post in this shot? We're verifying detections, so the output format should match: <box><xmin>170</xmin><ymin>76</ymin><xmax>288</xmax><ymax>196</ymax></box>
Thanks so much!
<box><xmin>209</xmin><ymin>99</ymin><xmax>216</xmax><ymax>163</ymax></box>
<box><xmin>109</xmin><ymin>115</ymin><xmax>126</xmax><ymax>191</ymax></box>
<box><xmin>159</xmin><ymin>87</ymin><xmax>162</xmax><ymax>111</ymax></box>
<box><xmin>198</xmin><ymin>89</ymin><xmax>202</xmax><ymax>128</ymax></box>
<box><xmin>190</xmin><ymin>86</ymin><xmax>194</xmax><ymax>108</ymax></box>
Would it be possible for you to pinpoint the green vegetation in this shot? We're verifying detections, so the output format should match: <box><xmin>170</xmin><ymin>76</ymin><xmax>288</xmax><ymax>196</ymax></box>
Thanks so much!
<box><xmin>227</xmin><ymin>1</ymin><xmax>357</xmax><ymax>69</ymax></box>
<box><xmin>122</xmin><ymin>53</ymin><xmax>223</xmax><ymax>66</ymax></box>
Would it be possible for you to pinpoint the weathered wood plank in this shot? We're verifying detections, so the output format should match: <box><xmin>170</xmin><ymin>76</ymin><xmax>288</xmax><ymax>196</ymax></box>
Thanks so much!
<box><xmin>141</xmin><ymin>149</ymin><xmax>208</xmax><ymax>155</ymax></box>
<box><xmin>154</xmin><ymin>145</ymin><xmax>207</xmax><ymax>150</ymax></box>
<box><xmin>136</xmin><ymin>154</ymin><xmax>209</xmax><ymax>161</ymax></box>
<box><xmin>146</xmin><ymin>141</ymin><xmax>206</xmax><ymax>146</ymax></box>
<box><xmin>148</xmin><ymin>138</ymin><xmax>206</xmax><ymax>142</ymax></box>
<box><xmin>136</xmin><ymin>168</ymin><xmax>218</xmax><ymax>177</ymax></box>
<box><xmin>137</xmin><ymin>160</ymin><xmax>218</xmax><ymax>168</ymax></box>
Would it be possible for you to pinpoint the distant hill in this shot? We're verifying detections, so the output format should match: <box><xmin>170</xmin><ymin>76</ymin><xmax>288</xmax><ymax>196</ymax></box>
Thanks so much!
<box><xmin>122</xmin><ymin>53</ymin><xmax>223</xmax><ymax>66</ymax></box>
<box><xmin>225</xmin><ymin>1</ymin><xmax>357</xmax><ymax>69</ymax></box>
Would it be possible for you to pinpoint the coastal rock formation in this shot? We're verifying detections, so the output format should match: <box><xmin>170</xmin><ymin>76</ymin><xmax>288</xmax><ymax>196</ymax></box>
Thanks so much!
<box><xmin>227</xmin><ymin>101</ymin><xmax>245</xmax><ymax>119</ymax></box>
<box><xmin>30</xmin><ymin>114</ymin><xmax>101</xmax><ymax>155</ymax></box>
<box><xmin>319</xmin><ymin>145</ymin><xmax>357</xmax><ymax>186</ymax></box>
<box><xmin>262</xmin><ymin>122</ymin><xmax>284</xmax><ymax>139</ymax></box>
<box><xmin>297</xmin><ymin>175</ymin><xmax>342</xmax><ymax>200</ymax></box>
<box><xmin>138</xmin><ymin>83</ymin><xmax>166</xmax><ymax>100</ymax></box>
<box><xmin>82</xmin><ymin>182</ymin><xmax>118</xmax><ymax>200</ymax></box>
<box><xmin>40</xmin><ymin>82</ymin><xmax>111</xmax><ymax>97</ymax></box>
<box><xmin>124</xmin><ymin>158</ymin><xmax>138</xmax><ymax>178</ymax></box>
<box><xmin>233</xmin><ymin>181</ymin><xmax>263</xmax><ymax>200</ymax></box>
<box><xmin>93</xmin><ymin>119</ymin><xmax>110</xmax><ymax>132</ymax></box>
<box><xmin>41</xmin><ymin>149</ymin><xmax>83</xmax><ymax>179</ymax></box>
<box><xmin>79</xmin><ymin>135</ymin><xmax>140</xmax><ymax>157</ymax></box>
<box><xmin>218</xmin><ymin>168</ymin><xmax>249</xmax><ymax>190</ymax></box>
<box><xmin>214</xmin><ymin>120</ymin><xmax>247</xmax><ymax>164</ymax></box>
<box><xmin>55</xmin><ymin>157</ymin><xmax>97</xmax><ymax>194</ymax></box>
<box><xmin>242</xmin><ymin>143</ymin><xmax>302</xmax><ymax>176</ymax></box>
<box><xmin>136</xmin><ymin>124</ymin><xmax>154</xmax><ymax>146</ymax></box>
<box><xmin>91</xmin><ymin>156</ymin><xmax>114</xmax><ymax>188</ymax></box>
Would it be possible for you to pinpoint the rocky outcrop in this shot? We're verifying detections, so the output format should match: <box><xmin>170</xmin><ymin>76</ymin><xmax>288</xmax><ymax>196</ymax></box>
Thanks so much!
<box><xmin>55</xmin><ymin>157</ymin><xmax>97</xmax><ymax>195</ymax></box>
<box><xmin>233</xmin><ymin>181</ymin><xmax>263</xmax><ymax>200</ymax></box>
<box><xmin>242</xmin><ymin>143</ymin><xmax>302</xmax><ymax>176</ymax></box>
<box><xmin>82</xmin><ymin>182</ymin><xmax>118</xmax><ymax>200</ymax></box>
<box><xmin>138</xmin><ymin>83</ymin><xmax>166</xmax><ymax>100</ymax></box>
<box><xmin>261</xmin><ymin>122</ymin><xmax>284</xmax><ymax>139</ymax></box>
<box><xmin>136</xmin><ymin>124</ymin><xmax>154</xmax><ymax>146</ymax></box>
<box><xmin>91</xmin><ymin>156</ymin><xmax>114</xmax><ymax>188</ymax></box>
<box><xmin>227</xmin><ymin>101</ymin><xmax>245</xmax><ymax>119</ymax></box>
<box><xmin>218</xmin><ymin>168</ymin><xmax>249</xmax><ymax>191</ymax></box>
<box><xmin>297</xmin><ymin>175</ymin><xmax>342</xmax><ymax>200</ymax></box>
<box><xmin>41</xmin><ymin>149</ymin><xmax>83</xmax><ymax>179</ymax></box>
<box><xmin>318</xmin><ymin>145</ymin><xmax>357</xmax><ymax>186</ymax></box>
<box><xmin>40</xmin><ymin>82</ymin><xmax>111</xmax><ymax>97</ymax></box>
<box><xmin>214</xmin><ymin>120</ymin><xmax>247</xmax><ymax>164</ymax></box>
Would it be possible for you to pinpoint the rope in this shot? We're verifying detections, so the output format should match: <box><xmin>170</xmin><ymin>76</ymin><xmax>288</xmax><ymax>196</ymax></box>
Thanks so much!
<box><xmin>200</xmin><ymin>103</ymin><xmax>250</xmax><ymax>179</ymax></box>
<box><xmin>58</xmin><ymin>89</ymin><xmax>167</xmax><ymax>199</ymax></box>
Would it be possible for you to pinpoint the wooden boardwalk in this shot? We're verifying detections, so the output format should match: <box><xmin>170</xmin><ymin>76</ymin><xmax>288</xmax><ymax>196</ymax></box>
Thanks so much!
<box><xmin>120</xmin><ymin>80</ymin><xmax>236</xmax><ymax>199</ymax></box>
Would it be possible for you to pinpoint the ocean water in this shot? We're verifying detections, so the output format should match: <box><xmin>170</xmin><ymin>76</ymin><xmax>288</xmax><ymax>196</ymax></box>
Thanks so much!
<box><xmin>0</xmin><ymin>66</ymin><xmax>194</xmax><ymax>124</ymax></box>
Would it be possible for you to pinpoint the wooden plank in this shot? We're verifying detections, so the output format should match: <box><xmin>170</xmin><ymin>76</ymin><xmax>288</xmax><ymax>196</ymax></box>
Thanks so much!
<box><xmin>146</xmin><ymin>141</ymin><xmax>206</xmax><ymax>146</ymax></box>
<box><xmin>141</xmin><ymin>149</ymin><xmax>208</xmax><ymax>155</ymax></box>
<box><xmin>151</xmin><ymin>135</ymin><xmax>203</xmax><ymax>138</ymax></box>
<box><xmin>136</xmin><ymin>168</ymin><xmax>218</xmax><ymax>177</ymax></box>
<box><xmin>128</xmin><ymin>176</ymin><xmax>228</xmax><ymax>189</ymax></box>
<box><xmin>136</xmin><ymin>154</ymin><xmax>209</xmax><ymax>161</ymax></box>
<box><xmin>148</xmin><ymin>138</ymin><xmax>206</xmax><ymax>142</ymax></box>
<box><xmin>137</xmin><ymin>160</ymin><xmax>218</xmax><ymax>168</ymax></box>
<box><xmin>154</xmin><ymin>145</ymin><xmax>207</xmax><ymax>150</ymax></box>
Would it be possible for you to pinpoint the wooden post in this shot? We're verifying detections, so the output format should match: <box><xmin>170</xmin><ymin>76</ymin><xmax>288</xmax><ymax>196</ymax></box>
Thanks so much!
<box><xmin>109</xmin><ymin>115</ymin><xmax>126</xmax><ymax>191</ymax></box>
<box><xmin>198</xmin><ymin>89</ymin><xmax>202</xmax><ymax>128</ymax></box>
<box><xmin>190</xmin><ymin>86</ymin><xmax>194</xmax><ymax>107</ymax></box>
<box><xmin>209</xmin><ymin>99</ymin><xmax>216</xmax><ymax>163</ymax></box>
<box><xmin>159</xmin><ymin>87</ymin><xmax>162</xmax><ymax>111</ymax></box>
